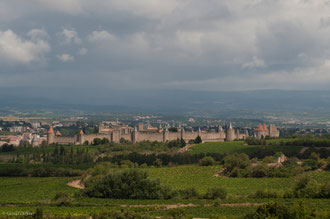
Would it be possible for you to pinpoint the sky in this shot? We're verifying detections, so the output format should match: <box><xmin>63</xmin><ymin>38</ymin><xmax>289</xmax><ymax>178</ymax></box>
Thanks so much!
<box><xmin>1</xmin><ymin>0</ymin><xmax>330</xmax><ymax>92</ymax></box>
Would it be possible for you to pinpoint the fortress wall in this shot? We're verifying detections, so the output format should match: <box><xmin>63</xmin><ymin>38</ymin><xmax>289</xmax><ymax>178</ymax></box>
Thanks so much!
<box><xmin>167</xmin><ymin>132</ymin><xmax>181</xmax><ymax>141</ymax></box>
<box><xmin>121</xmin><ymin>133</ymin><xmax>132</xmax><ymax>142</ymax></box>
<box><xmin>84</xmin><ymin>134</ymin><xmax>111</xmax><ymax>144</ymax></box>
<box><xmin>182</xmin><ymin>132</ymin><xmax>199</xmax><ymax>142</ymax></box>
<box><xmin>200</xmin><ymin>132</ymin><xmax>225</xmax><ymax>142</ymax></box>
<box><xmin>137</xmin><ymin>132</ymin><xmax>163</xmax><ymax>142</ymax></box>
<box><xmin>54</xmin><ymin>136</ymin><xmax>76</xmax><ymax>144</ymax></box>
<box><xmin>237</xmin><ymin>133</ymin><xmax>248</xmax><ymax>140</ymax></box>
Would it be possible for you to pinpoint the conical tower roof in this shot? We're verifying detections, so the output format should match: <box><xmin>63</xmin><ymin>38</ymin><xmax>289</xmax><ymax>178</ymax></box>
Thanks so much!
<box><xmin>79</xmin><ymin>130</ymin><xmax>84</xmax><ymax>135</ymax></box>
<box><xmin>255</xmin><ymin>124</ymin><xmax>264</xmax><ymax>131</ymax></box>
<box><xmin>263</xmin><ymin>124</ymin><xmax>268</xmax><ymax>131</ymax></box>
<box><xmin>48</xmin><ymin>126</ymin><xmax>54</xmax><ymax>134</ymax></box>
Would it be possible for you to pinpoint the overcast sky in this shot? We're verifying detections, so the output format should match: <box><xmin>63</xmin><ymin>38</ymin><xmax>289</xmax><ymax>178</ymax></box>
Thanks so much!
<box><xmin>1</xmin><ymin>0</ymin><xmax>330</xmax><ymax>91</ymax></box>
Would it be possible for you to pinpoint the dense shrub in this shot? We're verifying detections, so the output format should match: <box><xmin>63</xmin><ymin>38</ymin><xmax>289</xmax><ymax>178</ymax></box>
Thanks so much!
<box><xmin>245</xmin><ymin>202</ymin><xmax>290</xmax><ymax>219</ymax></box>
<box><xmin>245</xmin><ymin>202</ymin><xmax>319</xmax><ymax>219</ymax></box>
<box><xmin>291</xmin><ymin>175</ymin><xmax>330</xmax><ymax>199</ymax></box>
<box><xmin>84</xmin><ymin>169</ymin><xmax>172</xmax><ymax>199</ymax></box>
<box><xmin>53</xmin><ymin>192</ymin><xmax>72</xmax><ymax>206</ymax></box>
<box><xmin>174</xmin><ymin>187</ymin><xmax>200</xmax><ymax>199</ymax></box>
<box><xmin>167</xmin><ymin>138</ymin><xmax>186</xmax><ymax>148</ymax></box>
<box><xmin>91</xmin><ymin>209</ymin><xmax>152</xmax><ymax>219</ymax></box>
<box><xmin>204</xmin><ymin>187</ymin><xmax>227</xmax><ymax>200</ymax></box>
<box><xmin>0</xmin><ymin>144</ymin><xmax>15</xmax><ymax>152</ymax></box>
<box><xmin>249</xmin><ymin>190</ymin><xmax>280</xmax><ymax>198</ymax></box>
<box><xmin>200</xmin><ymin>156</ymin><xmax>216</xmax><ymax>166</ymax></box>
<box><xmin>0</xmin><ymin>165</ymin><xmax>83</xmax><ymax>177</ymax></box>
<box><xmin>223</xmin><ymin>153</ymin><xmax>250</xmax><ymax>172</ymax></box>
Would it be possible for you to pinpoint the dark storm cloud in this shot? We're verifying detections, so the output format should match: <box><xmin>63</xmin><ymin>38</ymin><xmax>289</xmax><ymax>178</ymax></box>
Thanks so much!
<box><xmin>1</xmin><ymin>0</ymin><xmax>330</xmax><ymax>91</ymax></box>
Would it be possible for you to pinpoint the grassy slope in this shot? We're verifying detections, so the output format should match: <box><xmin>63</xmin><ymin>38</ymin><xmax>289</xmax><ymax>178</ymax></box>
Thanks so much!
<box><xmin>0</xmin><ymin>177</ymin><xmax>76</xmax><ymax>204</ymax></box>
<box><xmin>188</xmin><ymin>141</ymin><xmax>303</xmax><ymax>156</ymax></box>
<box><xmin>0</xmin><ymin>167</ymin><xmax>330</xmax><ymax>217</ymax></box>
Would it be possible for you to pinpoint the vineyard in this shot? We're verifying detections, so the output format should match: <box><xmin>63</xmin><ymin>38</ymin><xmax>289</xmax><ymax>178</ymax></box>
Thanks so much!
<box><xmin>189</xmin><ymin>141</ymin><xmax>303</xmax><ymax>157</ymax></box>
<box><xmin>0</xmin><ymin>164</ymin><xmax>330</xmax><ymax>217</ymax></box>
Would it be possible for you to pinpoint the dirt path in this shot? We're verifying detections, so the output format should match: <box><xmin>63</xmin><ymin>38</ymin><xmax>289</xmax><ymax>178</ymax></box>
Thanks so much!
<box><xmin>67</xmin><ymin>179</ymin><xmax>84</xmax><ymax>189</ymax></box>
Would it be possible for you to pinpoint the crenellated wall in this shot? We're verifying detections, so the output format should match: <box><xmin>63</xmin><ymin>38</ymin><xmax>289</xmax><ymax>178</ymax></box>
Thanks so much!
<box><xmin>53</xmin><ymin>136</ymin><xmax>76</xmax><ymax>144</ymax></box>
<box><xmin>135</xmin><ymin>132</ymin><xmax>164</xmax><ymax>142</ymax></box>
<box><xmin>48</xmin><ymin>125</ymin><xmax>255</xmax><ymax>145</ymax></box>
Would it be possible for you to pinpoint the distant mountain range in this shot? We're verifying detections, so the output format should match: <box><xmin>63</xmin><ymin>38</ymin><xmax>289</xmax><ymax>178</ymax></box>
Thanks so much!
<box><xmin>0</xmin><ymin>87</ymin><xmax>330</xmax><ymax>120</ymax></box>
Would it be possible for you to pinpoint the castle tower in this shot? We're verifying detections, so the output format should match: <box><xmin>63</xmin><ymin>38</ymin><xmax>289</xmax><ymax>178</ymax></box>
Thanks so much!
<box><xmin>158</xmin><ymin>124</ymin><xmax>163</xmax><ymax>133</ymax></box>
<box><xmin>31</xmin><ymin>135</ymin><xmax>39</xmax><ymax>147</ymax></box>
<box><xmin>138</xmin><ymin>123</ymin><xmax>144</xmax><ymax>131</ymax></box>
<box><xmin>217</xmin><ymin>125</ymin><xmax>223</xmax><ymax>133</ymax></box>
<box><xmin>181</xmin><ymin>126</ymin><xmax>185</xmax><ymax>139</ymax></box>
<box><xmin>254</xmin><ymin>123</ymin><xmax>268</xmax><ymax>139</ymax></box>
<box><xmin>47</xmin><ymin>126</ymin><xmax>55</xmax><ymax>145</ymax></box>
<box><xmin>226</xmin><ymin>123</ymin><xmax>236</xmax><ymax>141</ymax></box>
<box><xmin>78</xmin><ymin>130</ymin><xmax>84</xmax><ymax>145</ymax></box>
<box><xmin>132</xmin><ymin>127</ymin><xmax>138</xmax><ymax>143</ymax></box>
<box><xmin>163</xmin><ymin>126</ymin><xmax>169</xmax><ymax>142</ymax></box>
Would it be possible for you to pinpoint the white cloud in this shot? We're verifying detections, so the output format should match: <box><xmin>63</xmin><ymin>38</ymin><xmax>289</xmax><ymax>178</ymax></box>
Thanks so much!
<box><xmin>27</xmin><ymin>29</ymin><xmax>49</xmax><ymax>41</ymax></box>
<box><xmin>242</xmin><ymin>57</ymin><xmax>266</xmax><ymax>69</ymax></box>
<box><xmin>77</xmin><ymin>48</ymin><xmax>88</xmax><ymax>55</ymax></box>
<box><xmin>57</xmin><ymin>53</ymin><xmax>74</xmax><ymax>62</ymax></box>
<box><xmin>0</xmin><ymin>29</ymin><xmax>50</xmax><ymax>64</ymax></box>
<box><xmin>88</xmin><ymin>31</ymin><xmax>116</xmax><ymax>42</ymax></box>
<box><xmin>57</xmin><ymin>28</ymin><xmax>81</xmax><ymax>45</ymax></box>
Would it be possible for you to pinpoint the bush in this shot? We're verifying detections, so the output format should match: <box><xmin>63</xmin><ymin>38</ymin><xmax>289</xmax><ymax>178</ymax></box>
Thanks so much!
<box><xmin>200</xmin><ymin>156</ymin><xmax>216</xmax><ymax>166</ymax></box>
<box><xmin>250</xmin><ymin>190</ymin><xmax>280</xmax><ymax>198</ymax></box>
<box><xmin>223</xmin><ymin>153</ymin><xmax>250</xmax><ymax>172</ymax></box>
<box><xmin>84</xmin><ymin>169</ymin><xmax>172</xmax><ymax>199</ymax></box>
<box><xmin>91</xmin><ymin>209</ymin><xmax>152</xmax><ymax>219</ymax></box>
<box><xmin>251</xmin><ymin>165</ymin><xmax>269</xmax><ymax>178</ymax></box>
<box><xmin>302</xmin><ymin>159</ymin><xmax>319</xmax><ymax>170</ymax></box>
<box><xmin>204</xmin><ymin>187</ymin><xmax>227</xmax><ymax>200</ymax></box>
<box><xmin>0</xmin><ymin>144</ymin><xmax>15</xmax><ymax>152</ymax></box>
<box><xmin>245</xmin><ymin>202</ymin><xmax>290</xmax><ymax>219</ymax></box>
<box><xmin>245</xmin><ymin>202</ymin><xmax>319</xmax><ymax>219</ymax></box>
<box><xmin>174</xmin><ymin>187</ymin><xmax>200</xmax><ymax>199</ymax></box>
<box><xmin>53</xmin><ymin>192</ymin><xmax>72</xmax><ymax>206</ymax></box>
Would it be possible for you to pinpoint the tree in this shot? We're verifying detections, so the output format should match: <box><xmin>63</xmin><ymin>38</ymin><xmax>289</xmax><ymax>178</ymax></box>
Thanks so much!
<box><xmin>194</xmin><ymin>135</ymin><xmax>202</xmax><ymax>144</ymax></box>
<box><xmin>84</xmin><ymin>169</ymin><xmax>171</xmax><ymax>199</ymax></box>
<box><xmin>223</xmin><ymin>153</ymin><xmax>250</xmax><ymax>172</ymax></box>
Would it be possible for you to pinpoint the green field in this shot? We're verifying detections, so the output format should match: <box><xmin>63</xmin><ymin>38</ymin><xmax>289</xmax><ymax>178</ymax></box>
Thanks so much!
<box><xmin>189</xmin><ymin>141</ymin><xmax>303</xmax><ymax>156</ymax></box>
<box><xmin>0</xmin><ymin>164</ymin><xmax>330</xmax><ymax>217</ymax></box>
